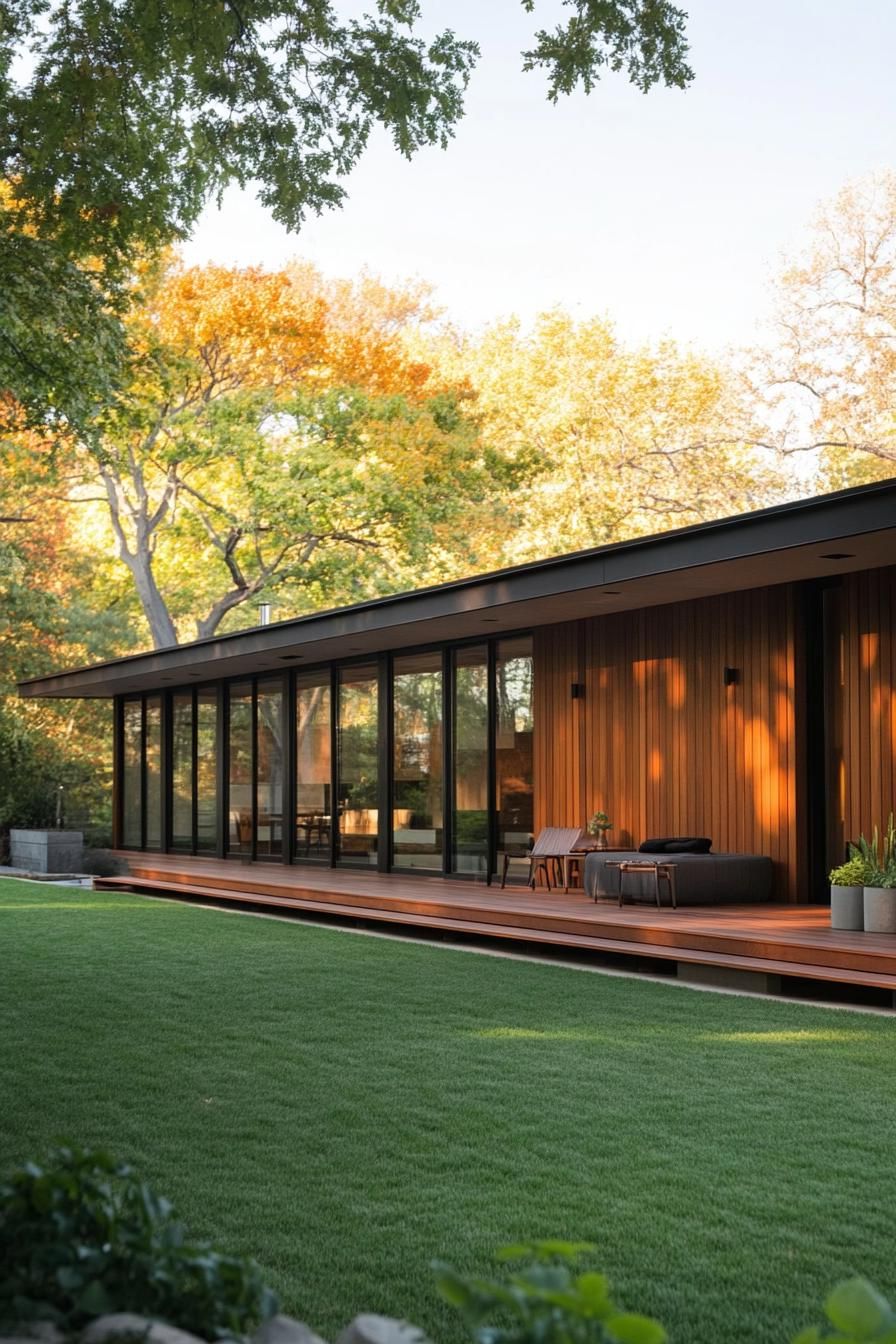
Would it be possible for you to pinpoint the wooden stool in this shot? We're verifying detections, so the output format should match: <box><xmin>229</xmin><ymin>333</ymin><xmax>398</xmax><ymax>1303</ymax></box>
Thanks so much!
<box><xmin>607</xmin><ymin>860</ymin><xmax>678</xmax><ymax>910</ymax></box>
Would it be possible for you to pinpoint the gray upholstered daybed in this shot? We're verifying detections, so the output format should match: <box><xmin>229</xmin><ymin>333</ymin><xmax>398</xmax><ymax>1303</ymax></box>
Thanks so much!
<box><xmin>583</xmin><ymin>851</ymin><xmax>774</xmax><ymax>905</ymax></box>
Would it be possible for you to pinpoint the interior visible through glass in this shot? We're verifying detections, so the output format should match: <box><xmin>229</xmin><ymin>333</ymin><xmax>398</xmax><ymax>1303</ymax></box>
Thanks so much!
<box><xmin>196</xmin><ymin>688</ymin><xmax>218</xmax><ymax>852</ymax></box>
<box><xmin>393</xmin><ymin>651</ymin><xmax>443</xmax><ymax>870</ymax></box>
<box><xmin>495</xmin><ymin>636</ymin><xmax>534</xmax><ymax>880</ymax></box>
<box><xmin>256</xmin><ymin>682</ymin><xmax>284</xmax><ymax>857</ymax></box>
<box><xmin>144</xmin><ymin>697</ymin><xmax>162</xmax><ymax>849</ymax></box>
<box><xmin>296</xmin><ymin>672</ymin><xmax>331</xmax><ymax>860</ymax></box>
<box><xmin>452</xmin><ymin>645</ymin><xmax>489</xmax><ymax>874</ymax></box>
<box><xmin>170</xmin><ymin>693</ymin><xmax>193</xmax><ymax>851</ymax></box>
<box><xmin>227</xmin><ymin>683</ymin><xmax>253</xmax><ymax>855</ymax></box>
<box><xmin>336</xmin><ymin>665</ymin><xmax>379</xmax><ymax>865</ymax></box>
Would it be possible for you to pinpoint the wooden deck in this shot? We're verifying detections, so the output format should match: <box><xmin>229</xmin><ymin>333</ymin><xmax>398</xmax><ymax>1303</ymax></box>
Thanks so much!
<box><xmin>96</xmin><ymin>854</ymin><xmax>896</xmax><ymax>999</ymax></box>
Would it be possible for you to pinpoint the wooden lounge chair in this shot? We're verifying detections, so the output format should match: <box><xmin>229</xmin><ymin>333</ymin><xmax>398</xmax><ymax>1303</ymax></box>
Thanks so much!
<box><xmin>500</xmin><ymin>826</ymin><xmax>583</xmax><ymax>890</ymax></box>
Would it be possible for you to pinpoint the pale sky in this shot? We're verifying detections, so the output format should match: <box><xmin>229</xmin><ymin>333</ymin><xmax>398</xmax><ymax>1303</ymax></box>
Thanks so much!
<box><xmin>183</xmin><ymin>0</ymin><xmax>896</xmax><ymax>352</ymax></box>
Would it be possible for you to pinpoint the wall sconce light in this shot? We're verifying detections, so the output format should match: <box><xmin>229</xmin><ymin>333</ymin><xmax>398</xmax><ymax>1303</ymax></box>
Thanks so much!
<box><xmin>571</xmin><ymin>682</ymin><xmax>585</xmax><ymax>700</ymax></box>
<box><xmin>723</xmin><ymin>666</ymin><xmax>739</xmax><ymax>687</ymax></box>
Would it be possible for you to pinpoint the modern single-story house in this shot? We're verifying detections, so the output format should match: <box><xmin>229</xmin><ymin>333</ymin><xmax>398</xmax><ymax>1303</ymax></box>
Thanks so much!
<box><xmin>19</xmin><ymin>477</ymin><xmax>896</xmax><ymax>906</ymax></box>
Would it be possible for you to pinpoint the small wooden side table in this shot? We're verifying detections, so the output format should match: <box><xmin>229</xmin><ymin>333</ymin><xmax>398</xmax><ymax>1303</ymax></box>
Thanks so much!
<box><xmin>604</xmin><ymin>859</ymin><xmax>678</xmax><ymax>910</ymax></box>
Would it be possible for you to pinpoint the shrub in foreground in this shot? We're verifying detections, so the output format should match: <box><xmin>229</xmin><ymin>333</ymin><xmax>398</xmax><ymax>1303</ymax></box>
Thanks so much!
<box><xmin>0</xmin><ymin>1146</ymin><xmax>278</xmax><ymax>1337</ymax></box>
<box><xmin>2</xmin><ymin>1152</ymin><xmax>894</xmax><ymax>1344</ymax></box>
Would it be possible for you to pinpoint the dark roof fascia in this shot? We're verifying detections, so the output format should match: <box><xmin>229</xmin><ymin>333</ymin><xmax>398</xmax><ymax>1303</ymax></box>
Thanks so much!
<box><xmin>18</xmin><ymin>476</ymin><xmax>896</xmax><ymax>698</ymax></box>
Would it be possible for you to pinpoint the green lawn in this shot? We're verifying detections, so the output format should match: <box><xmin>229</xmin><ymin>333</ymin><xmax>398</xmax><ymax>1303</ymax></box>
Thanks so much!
<box><xmin>1</xmin><ymin>875</ymin><xmax>895</xmax><ymax>1344</ymax></box>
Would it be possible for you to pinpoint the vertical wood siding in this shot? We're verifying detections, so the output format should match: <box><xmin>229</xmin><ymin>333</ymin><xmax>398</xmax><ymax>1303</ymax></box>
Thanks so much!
<box><xmin>836</xmin><ymin>566</ymin><xmax>896</xmax><ymax>855</ymax></box>
<box><xmin>533</xmin><ymin>621</ymin><xmax>583</xmax><ymax>830</ymax></box>
<box><xmin>534</xmin><ymin>584</ymin><xmax>804</xmax><ymax>900</ymax></box>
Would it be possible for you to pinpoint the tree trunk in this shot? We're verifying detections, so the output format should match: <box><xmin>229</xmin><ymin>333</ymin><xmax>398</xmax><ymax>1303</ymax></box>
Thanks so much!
<box><xmin>122</xmin><ymin>550</ymin><xmax>179</xmax><ymax>648</ymax></box>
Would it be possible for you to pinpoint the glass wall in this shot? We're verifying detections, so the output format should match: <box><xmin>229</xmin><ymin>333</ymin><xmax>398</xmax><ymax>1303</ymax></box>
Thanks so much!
<box><xmin>121</xmin><ymin>699</ymin><xmax>143</xmax><ymax>848</ymax></box>
<box><xmin>168</xmin><ymin>688</ymin><xmax>219</xmax><ymax>852</ymax></box>
<box><xmin>452</xmin><ymin>645</ymin><xmax>489</xmax><ymax>875</ymax></box>
<box><xmin>171</xmin><ymin>693</ymin><xmax>194</xmax><ymax>851</ymax></box>
<box><xmin>336</xmin><ymin>664</ymin><xmax>379</xmax><ymax>865</ymax></box>
<box><xmin>145</xmin><ymin>697</ymin><xmax>162</xmax><ymax>849</ymax></box>
<box><xmin>256</xmin><ymin>681</ymin><xmax>284</xmax><ymax>858</ymax></box>
<box><xmin>196</xmin><ymin>689</ymin><xmax>218</xmax><ymax>852</ymax></box>
<box><xmin>228</xmin><ymin>682</ymin><xmax>253</xmax><ymax>855</ymax></box>
<box><xmin>495</xmin><ymin>636</ymin><xmax>534</xmax><ymax>875</ymax></box>
<box><xmin>117</xmin><ymin>632</ymin><xmax>535</xmax><ymax>874</ymax></box>
<box><xmin>393</xmin><ymin>652</ymin><xmax>443</xmax><ymax>870</ymax></box>
<box><xmin>296</xmin><ymin>671</ymin><xmax>331</xmax><ymax>860</ymax></box>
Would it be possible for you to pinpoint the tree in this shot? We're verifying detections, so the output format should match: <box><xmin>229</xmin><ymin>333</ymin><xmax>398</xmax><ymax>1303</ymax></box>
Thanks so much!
<box><xmin>0</xmin><ymin>1</ymin><xmax>693</xmax><ymax>430</ymax></box>
<box><xmin>58</xmin><ymin>260</ymin><xmax>525</xmax><ymax>647</ymax></box>
<box><xmin>759</xmin><ymin>171</ymin><xmax>896</xmax><ymax>484</ymax></box>
<box><xmin>441</xmin><ymin>310</ymin><xmax>783</xmax><ymax>562</ymax></box>
<box><xmin>0</xmin><ymin>456</ymin><xmax>132</xmax><ymax>837</ymax></box>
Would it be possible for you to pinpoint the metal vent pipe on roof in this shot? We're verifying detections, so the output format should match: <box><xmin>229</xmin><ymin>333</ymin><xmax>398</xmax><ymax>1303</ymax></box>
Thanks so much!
<box><xmin>258</xmin><ymin>602</ymin><xmax>272</xmax><ymax>626</ymax></box>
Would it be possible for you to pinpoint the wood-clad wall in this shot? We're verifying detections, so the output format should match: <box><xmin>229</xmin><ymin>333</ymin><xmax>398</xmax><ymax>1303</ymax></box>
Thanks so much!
<box><xmin>835</xmin><ymin>566</ymin><xmax>896</xmax><ymax>857</ymax></box>
<box><xmin>534</xmin><ymin>584</ymin><xmax>805</xmax><ymax>901</ymax></box>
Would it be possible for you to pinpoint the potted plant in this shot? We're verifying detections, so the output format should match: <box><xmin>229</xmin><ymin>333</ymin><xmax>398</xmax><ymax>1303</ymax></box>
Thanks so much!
<box><xmin>828</xmin><ymin>853</ymin><xmax>867</xmax><ymax>930</ymax></box>
<box><xmin>858</xmin><ymin>814</ymin><xmax>896</xmax><ymax>934</ymax></box>
<box><xmin>587</xmin><ymin>810</ymin><xmax>612</xmax><ymax>851</ymax></box>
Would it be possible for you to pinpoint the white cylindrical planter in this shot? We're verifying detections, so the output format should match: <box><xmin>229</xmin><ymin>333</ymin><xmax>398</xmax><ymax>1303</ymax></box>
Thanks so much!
<box><xmin>831</xmin><ymin>884</ymin><xmax>864</xmax><ymax>931</ymax></box>
<box><xmin>863</xmin><ymin>886</ymin><xmax>896</xmax><ymax>934</ymax></box>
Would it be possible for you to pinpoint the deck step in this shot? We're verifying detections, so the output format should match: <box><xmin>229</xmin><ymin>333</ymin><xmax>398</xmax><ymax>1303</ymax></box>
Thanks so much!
<box><xmin>93</xmin><ymin>876</ymin><xmax>896</xmax><ymax>993</ymax></box>
<box><xmin>105</xmin><ymin>867</ymin><xmax>896</xmax><ymax>977</ymax></box>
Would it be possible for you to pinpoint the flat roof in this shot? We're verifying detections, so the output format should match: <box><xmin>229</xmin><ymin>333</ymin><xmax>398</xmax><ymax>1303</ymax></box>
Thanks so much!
<box><xmin>19</xmin><ymin>476</ymin><xmax>896</xmax><ymax>698</ymax></box>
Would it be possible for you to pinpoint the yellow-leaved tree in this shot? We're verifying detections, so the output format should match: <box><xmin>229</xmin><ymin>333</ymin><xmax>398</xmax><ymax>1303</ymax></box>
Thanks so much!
<box><xmin>758</xmin><ymin>170</ymin><xmax>896</xmax><ymax>487</ymax></box>
<box><xmin>436</xmin><ymin>310</ymin><xmax>784</xmax><ymax>564</ymax></box>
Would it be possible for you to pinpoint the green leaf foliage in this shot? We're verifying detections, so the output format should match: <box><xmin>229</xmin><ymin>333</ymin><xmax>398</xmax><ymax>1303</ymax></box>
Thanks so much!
<box><xmin>0</xmin><ymin>2</ymin><xmax>692</xmax><ymax>430</ymax></box>
<box><xmin>829</xmin><ymin>854</ymin><xmax>869</xmax><ymax>887</ymax></box>
<box><xmin>520</xmin><ymin>0</ymin><xmax>693</xmax><ymax>99</ymax></box>
<box><xmin>852</xmin><ymin>817</ymin><xmax>896</xmax><ymax>889</ymax></box>
<box><xmin>433</xmin><ymin>1243</ymin><xmax>666</xmax><ymax>1344</ymax></box>
<box><xmin>0</xmin><ymin>1145</ymin><xmax>278</xmax><ymax>1337</ymax></box>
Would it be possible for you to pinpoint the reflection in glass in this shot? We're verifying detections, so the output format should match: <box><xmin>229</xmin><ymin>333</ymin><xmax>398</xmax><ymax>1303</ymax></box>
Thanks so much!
<box><xmin>452</xmin><ymin>646</ymin><xmax>488</xmax><ymax>874</ymax></box>
<box><xmin>256</xmin><ymin>681</ymin><xmax>284</xmax><ymax>857</ymax></box>
<box><xmin>122</xmin><ymin>700</ymin><xmax>142</xmax><ymax>847</ymax></box>
<box><xmin>228</xmin><ymin>682</ymin><xmax>253</xmax><ymax>855</ymax></box>
<box><xmin>145</xmin><ymin>697</ymin><xmax>162</xmax><ymax>849</ymax></box>
<box><xmin>196</xmin><ymin>688</ymin><xmax>218</xmax><ymax>852</ymax></box>
<box><xmin>337</xmin><ymin>664</ymin><xmax>379</xmax><ymax>865</ymax></box>
<box><xmin>171</xmin><ymin>693</ymin><xmax>193</xmax><ymax>850</ymax></box>
<box><xmin>495</xmin><ymin>636</ymin><xmax>534</xmax><ymax>878</ymax></box>
<box><xmin>296</xmin><ymin>672</ymin><xmax>331</xmax><ymax>860</ymax></box>
<box><xmin>393</xmin><ymin>652</ymin><xmax>443</xmax><ymax>870</ymax></box>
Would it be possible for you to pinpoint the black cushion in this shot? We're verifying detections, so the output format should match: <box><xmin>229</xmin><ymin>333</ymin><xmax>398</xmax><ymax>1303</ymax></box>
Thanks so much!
<box><xmin>638</xmin><ymin>836</ymin><xmax>712</xmax><ymax>854</ymax></box>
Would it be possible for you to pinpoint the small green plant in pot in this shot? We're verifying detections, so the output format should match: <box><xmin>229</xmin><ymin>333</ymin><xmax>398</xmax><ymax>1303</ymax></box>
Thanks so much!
<box><xmin>587</xmin><ymin>811</ymin><xmax>612</xmax><ymax>851</ymax></box>
<box><xmin>829</xmin><ymin>853</ymin><xmax>868</xmax><ymax>931</ymax></box>
<box><xmin>857</xmin><ymin>814</ymin><xmax>896</xmax><ymax>934</ymax></box>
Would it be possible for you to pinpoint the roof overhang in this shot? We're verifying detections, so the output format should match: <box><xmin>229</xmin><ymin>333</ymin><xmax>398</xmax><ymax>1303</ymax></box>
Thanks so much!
<box><xmin>18</xmin><ymin>478</ymin><xmax>896</xmax><ymax>699</ymax></box>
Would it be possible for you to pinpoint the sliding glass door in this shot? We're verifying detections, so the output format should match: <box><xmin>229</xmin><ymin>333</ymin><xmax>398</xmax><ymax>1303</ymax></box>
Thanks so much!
<box><xmin>296</xmin><ymin>671</ymin><xmax>332</xmax><ymax>861</ymax></box>
<box><xmin>451</xmin><ymin>645</ymin><xmax>489</xmax><ymax>875</ymax></box>
<box><xmin>495</xmin><ymin>637</ymin><xmax>534</xmax><ymax>876</ymax></box>
<box><xmin>256</xmin><ymin>682</ymin><xmax>284</xmax><ymax>858</ymax></box>
<box><xmin>336</xmin><ymin>664</ymin><xmax>379</xmax><ymax>865</ymax></box>
<box><xmin>392</xmin><ymin>652</ymin><xmax>443</xmax><ymax>871</ymax></box>
<box><xmin>227</xmin><ymin>682</ymin><xmax>253</xmax><ymax>856</ymax></box>
<box><xmin>120</xmin><ymin>695</ymin><xmax>163</xmax><ymax>851</ymax></box>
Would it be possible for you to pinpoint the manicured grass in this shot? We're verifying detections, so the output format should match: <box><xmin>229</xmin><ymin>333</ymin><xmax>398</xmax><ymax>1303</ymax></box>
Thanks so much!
<box><xmin>1</xmin><ymin>875</ymin><xmax>895</xmax><ymax>1344</ymax></box>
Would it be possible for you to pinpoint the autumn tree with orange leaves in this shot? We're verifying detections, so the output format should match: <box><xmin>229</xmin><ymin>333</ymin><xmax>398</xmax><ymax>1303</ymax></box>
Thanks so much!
<box><xmin>63</xmin><ymin>259</ymin><xmax>521</xmax><ymax>647</ymax></box>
